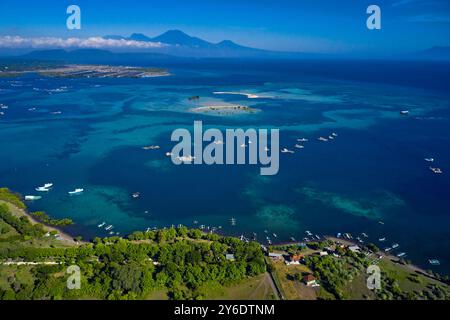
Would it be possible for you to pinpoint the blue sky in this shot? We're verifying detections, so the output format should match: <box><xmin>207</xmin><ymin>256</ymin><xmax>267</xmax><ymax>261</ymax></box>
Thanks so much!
<box><xmin>0</xmin><ymin>0</ymin><xmax>449</xmax><ymax>54</ymax></box>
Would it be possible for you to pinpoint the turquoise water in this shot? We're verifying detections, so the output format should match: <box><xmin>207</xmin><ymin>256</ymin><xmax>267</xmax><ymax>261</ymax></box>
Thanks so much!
<box><xmin>1</xmin><ymin>60</ymin><xmax>449</xmax><ymax>274</ymax></box>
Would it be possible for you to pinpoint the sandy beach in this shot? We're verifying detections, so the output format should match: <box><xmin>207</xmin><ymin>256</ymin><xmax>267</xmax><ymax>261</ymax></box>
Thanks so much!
<box><xmin>0</xmin><ymin>200</ymin><xmax>80</xmax><ymax>246</ymax></box>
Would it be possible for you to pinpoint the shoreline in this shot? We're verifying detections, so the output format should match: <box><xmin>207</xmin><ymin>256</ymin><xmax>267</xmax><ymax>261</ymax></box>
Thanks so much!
<box><xmin>271</xmin><ymin>235</ymin><xmax>445</xmax><ymax>281</ymax></box>
<box><xmin>324</xmin><ymin>236</ymin><xmax>444</xmax><ymax>282</ymax></box>
<box><xmin>1</xmin><ymin>195</ymin><xmax>446</xmax><ymax>279</ymax></box>
<box><xmin>0</xmin><ymin>200</ymin><xmax>80</xmax><ymax>245</ymax></box>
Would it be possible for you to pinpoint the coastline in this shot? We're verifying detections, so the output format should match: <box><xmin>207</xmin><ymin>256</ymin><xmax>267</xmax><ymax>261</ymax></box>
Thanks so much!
<box><xmin>0</xmin><ymin>199</ymin><xmax>79</xmax><ymax>245</ymax></box>
<box><xmin>324</xmin><ymin>236</ymin><xmax>443</xmax><ymax>282</ymax></box>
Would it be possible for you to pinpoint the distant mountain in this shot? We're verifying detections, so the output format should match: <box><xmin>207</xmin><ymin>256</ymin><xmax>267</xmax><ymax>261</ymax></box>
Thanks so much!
<box><xmin>103</xmin><ymin>29</ymin><xmax>309</xmax><ymax>58</ymax></box>
<box><xmin>151</xmin><ymin>30</ymin><xmax>211</xmax><ymax>48</ymax></box>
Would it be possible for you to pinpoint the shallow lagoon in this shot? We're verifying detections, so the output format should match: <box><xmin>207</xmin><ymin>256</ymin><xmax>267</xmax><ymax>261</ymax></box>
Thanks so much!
<box><xmin>1</xmin><ymin>60</ymin><xmax>449</xmax><ymax>273</ymax></box>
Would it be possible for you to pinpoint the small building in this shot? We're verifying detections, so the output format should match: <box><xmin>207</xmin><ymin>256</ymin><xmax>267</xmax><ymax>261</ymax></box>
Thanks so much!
<box><xmin>225</xmin><ymin>254</ymin><xmax>235</xmax><ymax>261</ymax></box>
<box><xmin>303</xmin><ymin>274</ymin><xmax>319</xmax><ymax>287</ymax></box>
<box><xmin>348</xmin><ymin>245</ymin><xmax>361</xmax><ymax>253</ymax></box>
<box><xmin>268</xmin><ymin>252</ymin><xmax>284</xmax><ymax>261</ymax></box>
<box><xmin>285</xmin><ymin>253</ymin><xmax>303</xmax><ymax>265</ymax></box>
<box><xmin>318</xmin><ymin>251</ymin><xmax>328</xmax><ymax>256</ymax></box>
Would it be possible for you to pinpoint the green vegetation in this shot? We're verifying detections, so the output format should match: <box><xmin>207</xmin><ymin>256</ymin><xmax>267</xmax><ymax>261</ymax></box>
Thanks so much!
<box><xmin>30</xmin><ymin>211</ymin><xmax>73</xmax><ymax>227</ymax></box>
<box><xmin>0</xmin><ymin>204</ymin><xmax>45</xmax><ymax>240</ymax></box>
<box><xmin>269</xmin><ymin>241</ymin><xmax>449</xmax><ymax>301</ymax></box>
<box><xmin>0</xmin><ymin>225</ymin><xmax>266</xmax><ymax>300</ymax></box>
<box><xmin>0</xmin><ymin>188</ymin><xmax>26</xmax><ymax>209</ymax></box>
<box><xmin>0</xmin><ymin>186</ymin><xmax>448</xmax><ymax>300</ymax></box>
<box><xmin>0</xmin><ymin>188</ymin><xmax>267</xmax><ymax>300</ymax></box>
<box><xmin>304</xmin><ymin>252</ymin><xmax>366</xmax><ymax>299</ymax></box>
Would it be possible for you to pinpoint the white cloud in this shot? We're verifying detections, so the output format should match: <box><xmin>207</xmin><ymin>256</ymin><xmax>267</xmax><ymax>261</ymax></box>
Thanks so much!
<box><xmin>0</xmin><ymin>36</ymin><xmax>165</xmax><ymax>49</ymax></box>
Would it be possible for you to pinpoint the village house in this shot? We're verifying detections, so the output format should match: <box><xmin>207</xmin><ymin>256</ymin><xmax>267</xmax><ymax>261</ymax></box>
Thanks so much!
<box><xmin>225</xmin><ymin>254</ymin><xmax>235</xmax><ymax>261</ymax></box>
<box><xmin>268</xmin><ymin>252</ymin><xmax>284</xmax><ymax>261</ymax></box>
<box><xmin>285</xmin><ymin>253</ymin><xmax>303</xmax><ymax>266</ymax></box>
<box><xmin>303</xmin><ymin>274</ymin><xmax>319</xmax><ymax>287</ymax></box>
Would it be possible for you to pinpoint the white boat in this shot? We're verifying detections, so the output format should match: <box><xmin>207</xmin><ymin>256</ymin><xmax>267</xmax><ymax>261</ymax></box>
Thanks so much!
<box><xmin>35</xmin><ymin>187</ymin><xmax>50</xmax><ymax>192</ymax></box>
<box><xmin>392</xmin><ymin>243</ymin><xmax>399</xmax><ymax>249</ymax></box>
<box><xmin>331</xmin><ymin>133</ymin><xmax>338</xmax><ymax>137</ymax></box>
<box><xmin>297</xmin><ymin>138</ymin><xmax>309</xmax><ymax>142</ymax></box>
<box><xmin>305</xmin><ymin>230</ymin><xmax>313</xmax><ymax>236</ymax></box>
<box><xmin>379</xmin><ymin>237</ymin><xmax>386</xmax><ymax>242</ymax></box>
<box><xmin>428</xmin><ymin>259</ymin><xmax>440</xmax><ymax>266</ymax></box>
<box><xmin>384</xmin><ymin>247</ymin><xmax>392</xmax><ymax>252</ymax></box>
<box><xmin>105</xmin><ymin>225</ymin><xmax>113</xmax><ymax>231</ymax></box>
<box><xmin>290</xmin><ymin>237</ymin><xmax>296</xmax><ymax>241</ymax></box>
<box><xmin>397</xmin><ymin>252</ymin><xmax>406</xmax><ymax>258</ymax></box>
<box><xmin>294</xmin><ymin>144</ymin><xmax>304</xmax><ymax>149</ymax></box>
<box><xmin>35</xmin><ymin>183</ymin><xmax>53</xmax><ymax>192</ymax></box>
<box><xmin>318</xmin><ymin>137</ymin><xmax>328</xmax><ymax>142</ymax></box>
<box><xmin>430</xmin><ymin>167</ymin><xmax>443</xmax><ymax>174</ymax></box>
<box><xmin>177</xmin><ymin>155</ymin><xmax>195</xmax><ymax>163</ymax></box>
<box><xmin>142</xmin><ymin>145</ymin><xmax>160</xmax><ymax>150</ymax></box>
<box><xmin>98</xmin><ymin>222</ymin><xmax>106</xmax><ymax>228</ymax></box>
<box><xmin>361</xmin><ymin>233</ymin><xmax>368</xmax><ymax>238</ymax></box>
<box><xmin>68</xmin><ymin>188</ymin><xmax>84</xmax><ymax>195</ymax></box>
<box><xmin>400</xmin><ymin>110</ymin><xmax>409</xmax><ymax>115</ymax></box>
<box><xmin>25</xmin><ymin>195</ymin><xmax>42</xmax><ymax>201</ymax></box>
<box><xmin>272</xmin><ymin>233</ymin><xmax>277</xmax><ymax>238</ymax></box>
<box><xmin>281</xmin><ymin>148</ymin><xmax>294</xmax><ymax>154</ymax></box>
<box><xmin>425</xmin><ymin>158</ymin><xmax>435</xmax><ymax>162</ymax></box>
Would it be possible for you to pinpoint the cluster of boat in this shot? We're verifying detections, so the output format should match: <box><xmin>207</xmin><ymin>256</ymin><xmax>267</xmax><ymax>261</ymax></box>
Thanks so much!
<box><xmin>25</xmin><ymin>183</ymin><xmax>54</xmax><ymax>201</ymax></box>
<box><xmin>280</xmin><ymin>132</ymin><xmax>338</xmax><ymax>154</ymax></box>
<box><xmin>0</xmin><ymin>103</ymin><xmax>8</xmax><ymax>116</ymax></box>
<box><xmin>24</xmin><ymin>183</ymin><xmax>84</xmax><ymax>201</ymax></box>
<box><xmin>425</xmin><ymin>157</ymin><xmax>443</xmax><ymax>174</ymax></box>
<box><xmin>378</xmin><ymin>237</ymin><xmax>406</xmax><ymax>257</ymax></box>
<box><xmin>317</xmin><ymin>132</ymin><xmax>338</xmax><ymax>142</ymax></box>
<box><xmin>97</xmin><ymin>222</ymin><xmax>120</xmax><ymax>236</ymax></box>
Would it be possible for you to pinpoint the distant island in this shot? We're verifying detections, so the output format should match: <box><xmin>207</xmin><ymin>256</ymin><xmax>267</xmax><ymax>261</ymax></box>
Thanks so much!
<box><xmin>0</xmin><ymin>63</ymin><xmax>169</xmax><ymax>79</ymax></box>
<box><xmin>0</xmin><ymin>187</ymin><xmax>448</xmax><ymax>300</ymax></box>
<box><xmin>190</xmin><ymin>105</ymin><xmax>260</xmax><ymax>116</ymax></box>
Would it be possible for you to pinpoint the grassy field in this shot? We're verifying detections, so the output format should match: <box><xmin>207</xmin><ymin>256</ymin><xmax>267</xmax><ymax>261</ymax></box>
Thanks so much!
<box><xmin>378</xmin><ymin>259</ymin><xmax>444</xmax><ymax>292</ymax></box>
<box><xmin>0</xmin><ymin>265</ymin><xmax>35</xmax><ymax>291</ymax></box>
<box><xmin>270</xmin><ymin>260</ymin><xmax>317</xmax><ymax>300</ymax></box>
<box><xmin>196</xmin><ymin>273</ymin><xmax>277</xmax><ymax>300</ymax></box>
<box><xmin>146</xmin><ymin>289</ymin><xmax>169</xmax><ymax>300</ymax></box>
<box><xmin>340</xmin><ymin>272</ymin><xmax>376</xmax><ymax>300</ymax></box>
<box><xmin>0</xmin><ymin>218</ymin><xmax>19</xmax><ymax>240</ymax></box>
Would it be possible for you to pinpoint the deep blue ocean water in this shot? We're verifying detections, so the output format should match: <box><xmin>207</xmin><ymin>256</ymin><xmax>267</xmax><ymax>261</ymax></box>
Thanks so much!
<box><xmin>0</xmin><ymin>59</ymin><xmax>449</xmax><ymax>274</ymax></box>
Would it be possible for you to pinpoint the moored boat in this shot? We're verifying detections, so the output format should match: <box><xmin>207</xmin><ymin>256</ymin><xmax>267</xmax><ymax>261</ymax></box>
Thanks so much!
<box><xmin>25</xmin><ymin>195</ymin><xmax>42</xmax><ymax>201</ymax></box>
<box><xmin>68</xmin><ymin>188</ymin><xmax>84</xmax><ymax>195</ymax></box>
